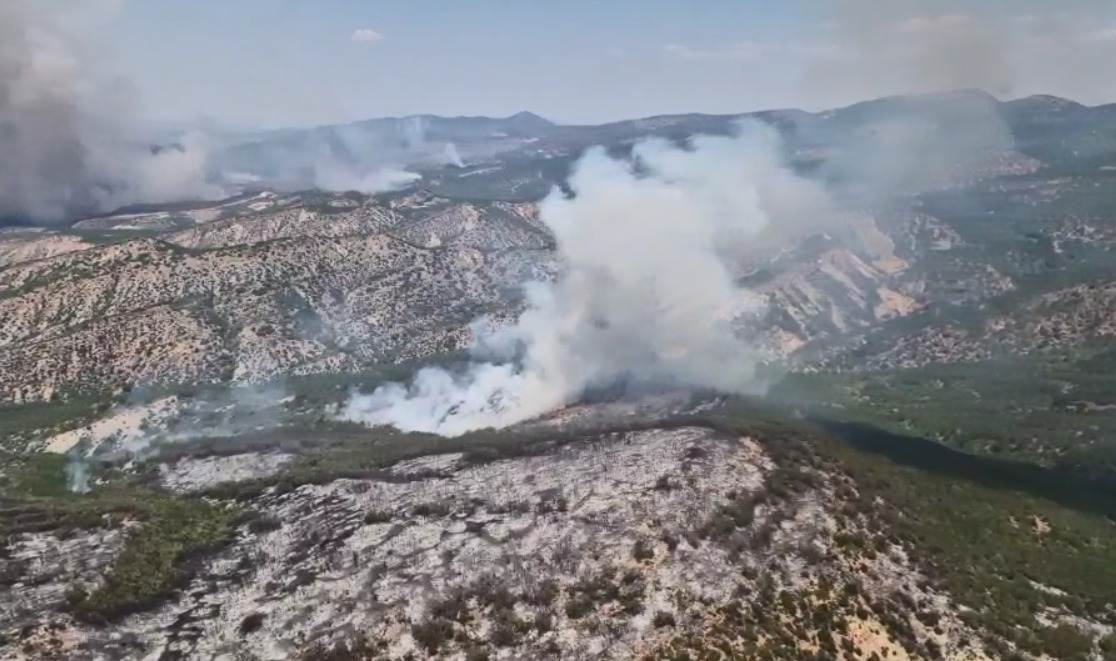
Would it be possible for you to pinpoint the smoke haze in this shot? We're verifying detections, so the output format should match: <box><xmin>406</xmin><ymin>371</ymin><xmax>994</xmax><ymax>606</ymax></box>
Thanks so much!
<box><xmin>340</xmin><ymin>3</ymin><xmax>1061</xmax><ymax>437</ymax></box>
<box><xmin>801</xmin><ymin>0</ymin><xmax>1116</xmax><ymax>108</ymax></box>
<box><xmin>0</xmin><ymin>0</ymin><xmax>220</xmax><ymax>224</ymax></box>
<box><xmin>790</xmin><ymin>0</ymin><xmax>1032</xmax><ymax>206</ymax></box>
<box><xmin>311</xmin><ymin>162</ymin><xmax>422</xmax><ymax>195</ymax></box>
<box><xmin>341</xmin><ymin>122</ymin><xmax>832</xmax><ymax>435</ymax></box>
<box><xmin>804</xmin><ymin>0</ymin><xmax>1014</xmax><ymax>103</ymax></box>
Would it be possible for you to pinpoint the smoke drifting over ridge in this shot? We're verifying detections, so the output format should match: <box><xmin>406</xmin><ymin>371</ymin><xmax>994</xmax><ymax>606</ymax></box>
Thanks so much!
<box><xmin>802</xmin><ymin>0</ymin><xmax>1116</xmax><ymax>108</ymax></box>
<box><xmin>311</xmin><ymin>162</ymin><xmax>421</xmax><ymax>196</ymax></box>
<box><xmin>791</xmin><ymin>0</ymin><xmax>1032</xmax><ymax>206</ymax></box>
<box><xmin>341</xmin><ymin>122</ymin><xmax>832</xmax><ymax>436</ymax></box>
<box><xmin>340</xmin><ymin>2</ymin><xmax>1057</xmax><ymax>437</ymax></box>
<box><xmin>227</xmin><ymin>114</ymin><xmax>463</xmax><ymax>196</ymax></box>
<box><xmin>0</xmin><ymin>1</ymin><xmax>220</xmax><ymax>224</ymax></box>
<box><xmin>804</xmin><ymin>0</ymin><xmax>1014</xmax><ymax>104</ymax></box>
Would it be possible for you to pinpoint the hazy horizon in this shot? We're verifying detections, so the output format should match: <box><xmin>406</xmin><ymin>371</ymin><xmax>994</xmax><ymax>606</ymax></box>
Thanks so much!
<box><xmin>42</xmin><ymin>0</ymin><xmax>1116</xmax><ymax>130</ymax></box>
<box><xmin>6</xmin><ymin>0</ymin><xmax>1116</xmax><ymax>222</ymax></box>
<box><xmin>168</xmin><ymin>88</ymin><xmax>1107</xmax><ymax>134</ymax></box>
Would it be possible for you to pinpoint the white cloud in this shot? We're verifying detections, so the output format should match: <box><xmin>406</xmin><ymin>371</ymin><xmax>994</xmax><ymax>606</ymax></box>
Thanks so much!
<box><xmin>350</xmin><ymin>28</ymin><xmax>382</xmax><ymax>44</ymax></box>
<box><xmin>896</xmin><ymin>13</ymin><xmax>972</xmax><ymax>35</ymax></box>
<box><xmin>663</xmin><ymin>42</ymin><xmax>764</xmax><ymax>61</ymax></box>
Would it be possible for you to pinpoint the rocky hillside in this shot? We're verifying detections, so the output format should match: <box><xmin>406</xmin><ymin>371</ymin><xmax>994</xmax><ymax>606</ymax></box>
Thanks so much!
<box><xmin>4</xmin><ymin>399</ymin><xmax>1115</xmax><ymax>661</ymax></box>
<box><xmin>0</xmin><ymin>186</ymin><xmax>921</xmax><ymax>405</ymax></box>
<box><xmin>4</xmin><ymin>90</ymin><xmax>1116</xmax><ymax>661</ymax></box>
<box><xmin>5</xmin><ymin>161</ymin><xmax>1110</xmax><ymax>404</ymax></box>
<box><xmin>0</xmin><ymin>229</ymin><xmax>93</xmax><ymax>269</ymax></box>
<box><xmin>0</xmin><ymin>193</ymin><xmax>544</xmax><ymax>404</ymax></box>
<box><xmin>8</xmin><ymin>89</ymin><xmax>1115</xmax><ymax>405</ymax></box>
<box><xmin>822</xmin><ymin>280</ymin><xmax>1116</xmax><ymax>371</ymax></box>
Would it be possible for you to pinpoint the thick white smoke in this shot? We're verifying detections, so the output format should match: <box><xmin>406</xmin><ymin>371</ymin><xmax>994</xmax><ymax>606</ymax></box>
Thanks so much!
<box><xmin>0</xmin><ymin>1</ymin><xmax>221</xmax><ymax>224</ymax></box>
<box><xmin>341</xmin><ymin>121</ymin><xmax>832</xmax><ymax>436</ymax></box>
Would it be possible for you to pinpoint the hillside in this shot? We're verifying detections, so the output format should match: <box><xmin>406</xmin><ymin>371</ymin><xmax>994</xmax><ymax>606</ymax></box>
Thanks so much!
<box><xmin>4</xmin><ymin>399</ymin><xmax>1115</xmax><ymax>660</ymax></box>
<box><xmin>3</xmin><ymin>90</ymin><xmax>1116</xmax><ymax>661</ymax></box>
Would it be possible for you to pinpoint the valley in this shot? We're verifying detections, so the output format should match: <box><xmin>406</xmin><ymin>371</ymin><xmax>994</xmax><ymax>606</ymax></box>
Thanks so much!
<box><xmin>3</xmin><ymin>90</ymin><xmax>1116</xmax><ymax>661</ymax></box>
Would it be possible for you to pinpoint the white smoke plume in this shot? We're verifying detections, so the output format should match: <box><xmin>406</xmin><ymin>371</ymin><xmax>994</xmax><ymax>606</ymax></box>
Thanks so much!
<box><xmin>444</xmin><ymin>142</ymin><xmax>465</xmax><ymax>167</ymax></box>
<box><xmin>400</xmin><ymin>116</ymin><xmax>427</xmax><ymax>148</ymax></box>
<box><xmin>312</xmin><ymin>161</ymin><xmax>421</xmax><ymax>195</ymax></box>
<box><xmin>66</xmin><ymin>454</ymin><xmax>91</xmax><ymax>494</ymax></box>
<box><xmin>341</xmin><ymin>121</ymin><xmax>833</xmax><ymax>436</ymax></box>
<box><xmin>0</xmin><ymin>0</ymin><xmax>221</xmax><ymax>224</ymax></box>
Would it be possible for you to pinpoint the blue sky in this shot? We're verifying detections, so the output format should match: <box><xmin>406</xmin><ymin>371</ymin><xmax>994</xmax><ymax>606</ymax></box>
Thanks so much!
<box><xmin>98</xmin><ymin>0</ymin><xmax>1116</xmax><ymax>129</ymax></box>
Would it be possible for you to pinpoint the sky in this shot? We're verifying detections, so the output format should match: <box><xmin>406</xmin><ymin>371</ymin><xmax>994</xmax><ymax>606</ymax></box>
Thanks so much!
<box><xmin>81</xmin><ymin>0</ymin><xmax>1116</xmax><ymax>129</ymax></box>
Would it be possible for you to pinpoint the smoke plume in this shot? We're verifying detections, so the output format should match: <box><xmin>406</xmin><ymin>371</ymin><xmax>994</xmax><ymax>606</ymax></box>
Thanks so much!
<box><xmin>0</xmin><ymin>1</ymin><xmax>220</xmax><ymax>224</ymax></box>
<box><xmin>66</xmin><ymin>453</ymin><xmax>91</xmax><ymax>494</ymax></box>
<box><xmin>311</xmin><ymin>162</ymin><xmax>421</xmax><ymax>195</ymax></box>
<box><xmin>62</xmin><ymin>380</ymin><xmax>296</xmax><ymax>493</ymax></box>
<box><xmin>341</xmin><ymin>121</ymin><xmax>833</xmax><ymax>436</ymax></box>
<box><xmin>444</xmin><ymin>142</ymin><xmax>464</xmax><ymax>168</ymax></box>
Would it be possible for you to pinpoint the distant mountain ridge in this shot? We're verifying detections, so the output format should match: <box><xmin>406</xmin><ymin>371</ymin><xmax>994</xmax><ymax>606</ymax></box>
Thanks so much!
<box><xmin>8</xmin><ymin>89</ymin><xmax>1112</xmax><ymax>229</ymax></box>
<box><xmin>62</xmin><ymin>88</ymin><xmax>1116</xmax><ymax>227</ymax></box>
<box><xmin>289</xmin><ymin>90</ymin><xmax>1107</xmax><ymax>134</ymax></box>
<box><xmin>208</xmin><ymin>89</ymin><xmax>1116</xmax><ymax>191</ymax></box>
<box><xmin>305</xmin><ymin>90</ymin><xmax>1114</xmax><ymax>135</ymax></box>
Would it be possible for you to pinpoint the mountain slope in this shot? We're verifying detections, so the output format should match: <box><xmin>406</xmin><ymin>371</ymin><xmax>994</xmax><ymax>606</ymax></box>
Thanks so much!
<box><xmin>4</xmin><ymin>91</ymin><xmax>1116</xmax><ymax>661</ymax></box>
<box><xmin>0</xmin><ymin>194</ymin><xmax>541</xmax><ymax>403</ymax></box>
<box><xmin>4</xmin><ymin>400</ymin><xmax>1116</xmax><ymax>660</ymax></box>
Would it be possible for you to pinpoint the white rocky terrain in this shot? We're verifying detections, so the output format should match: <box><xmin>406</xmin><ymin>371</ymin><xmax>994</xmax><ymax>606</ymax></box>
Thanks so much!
<box><xmin>0</xmin><ymin>193</ymin><xmax>518</xmax><ymax>404</ymax></box>
<box><xmin>5</xmin><ymin>92</ymin><xmax>1116</xmax><ymax>661</ymax></box>
<box><xmin>1</xmin><ymin>408</ymin><xmax>991</xmax><ymax>661</ymax></box>
<box><xmin>0</xmin><ymin>185</ymin><xmax>957</xmax><ymax>406</ymax></box>
<box><xmin>0</xmin><ymin>229</ymin><xmax>93</xmax><ymax>269</ymax></box>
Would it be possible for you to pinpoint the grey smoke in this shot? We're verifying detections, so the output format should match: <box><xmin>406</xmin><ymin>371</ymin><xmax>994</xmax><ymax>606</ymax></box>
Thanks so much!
<box><xmin>218</xmin><ymin>115</ymin><xmax>460</xmax><ymax>195</ymax></box>
<box><xmin>802</xmin><ymin>1</ymin><xmax>1116</xmax><ymax>107</ymax></box>
<box><xmin>810</xmin><ymin>91</ymin><xmax>1018</xmax><ymax>206</ymax></box>
<box><xmin>61</xmin><ymin>381</ymin><xmax>295</xmax><ymax>492</ymax></box>
<box><xmin>0</xmin><ymin>1</ymin><xmax>221</xmax><ymax>224</ymax></box>
<box><xmin>311</xmin><ymin>161</ymin><xmax>421</xmax><ymax>195</ymax></box>
<box><xmin>340</xmin><ymin>1</ymin><xmax>1065</xmax><ymax>436</ymax></box>
<box><xmin>791</xmin><ymin>1</ymin><xmax>1036</xmax><ymax>205</ymax></box>
<box><xmin>66</xmin><ymin>453</ymin><xmax>90</xmax><ymax>494</ymax></box>
<box><xmin>400</xmin><ymin>116</ymin><xmax>427</xmax><ymax>149</ymax></box>
<box><xmin>341</xmin><ymin>121</ymin><xmax>834</xmax><ymax>436</ymax></box>
<box><xmin>392</xmin><ymin>115</ymin><xmax>465</xmax><ymax>167</ymax></box>
<box><xmin>308</xmin><ymin>117</ymin><xmax>462</xmax><ymax>192</ymax></box>
<box><xmin>804</xmin><ymin>1</ymin><xmax>1014</xmax><ymax>104</ymax></box>
<box><xmin>444</xmin><ymin>142</ymin><xmax>464</xmax><ymax>168</ymax></box>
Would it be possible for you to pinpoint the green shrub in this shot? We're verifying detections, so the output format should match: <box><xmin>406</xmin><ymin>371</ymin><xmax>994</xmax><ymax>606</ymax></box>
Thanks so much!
<box><xmin>67</xmin><ymin>499</ymin><xmax>239</xmax><ymax>621</ymax></box>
